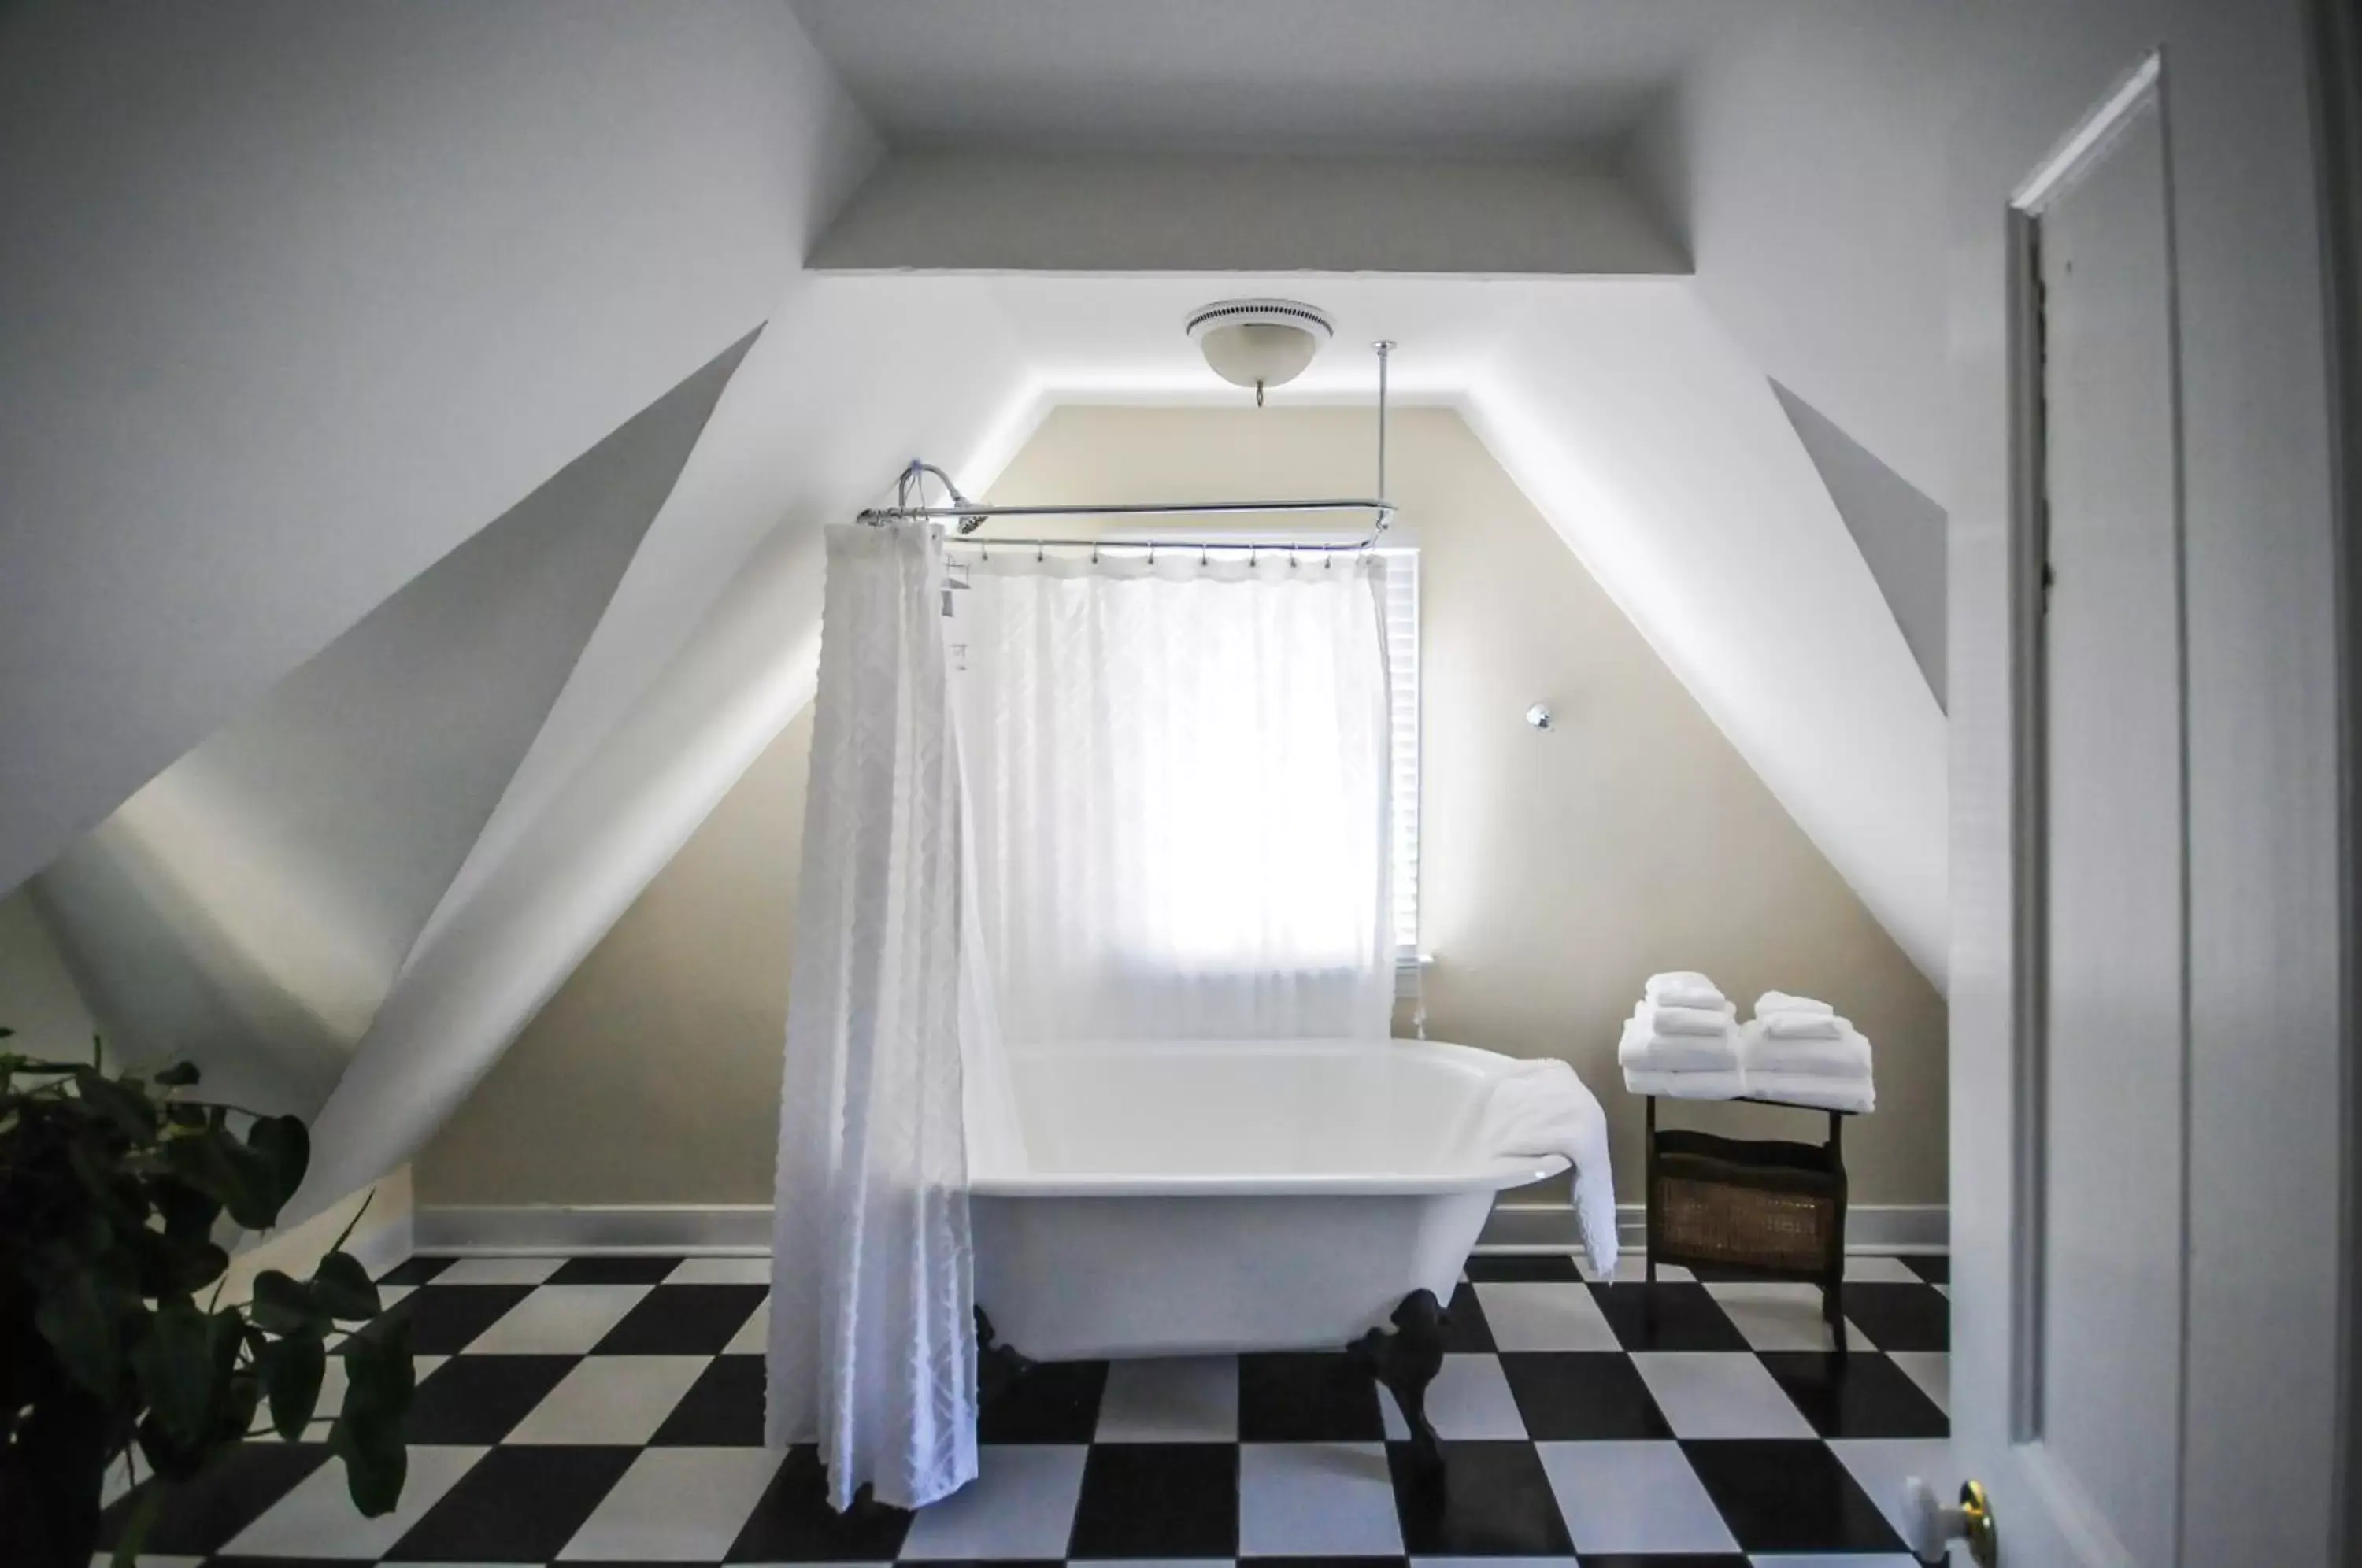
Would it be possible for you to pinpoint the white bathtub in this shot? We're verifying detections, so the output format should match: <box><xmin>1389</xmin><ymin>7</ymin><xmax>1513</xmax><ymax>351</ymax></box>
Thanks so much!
<box><xmin>968</xmin><ymin>1036</ymin><xmax>1565</xmax><ymax>1361</ymax></box>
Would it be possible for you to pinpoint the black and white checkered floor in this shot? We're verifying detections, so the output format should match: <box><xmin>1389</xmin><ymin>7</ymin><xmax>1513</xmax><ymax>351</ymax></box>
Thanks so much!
<box><xmin>99</xmin><ymin>1251</ymin><xmax>1951</xmax><ymax>1566</ymax></box>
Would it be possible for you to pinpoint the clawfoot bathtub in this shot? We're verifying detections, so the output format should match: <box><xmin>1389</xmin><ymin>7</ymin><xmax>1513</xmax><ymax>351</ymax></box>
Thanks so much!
<box><xmin>968</xmin><ymin>1037</ymin><xmax>1569</xmax><ymax>1466</ymax></box>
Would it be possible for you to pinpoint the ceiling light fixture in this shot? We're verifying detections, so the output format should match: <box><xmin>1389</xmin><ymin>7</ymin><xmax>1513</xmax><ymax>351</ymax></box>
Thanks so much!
<box><xmin>1187</xmin><ymin>298</ymin><xmax>1334</xmax><ymax>406</ymax></box>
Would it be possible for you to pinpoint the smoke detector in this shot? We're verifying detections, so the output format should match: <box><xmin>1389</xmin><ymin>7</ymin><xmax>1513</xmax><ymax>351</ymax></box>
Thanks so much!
<box><xmin>1187</xmin><ymin>298</ymin><xmax>1334</xmax><ymax>405</ymax></box>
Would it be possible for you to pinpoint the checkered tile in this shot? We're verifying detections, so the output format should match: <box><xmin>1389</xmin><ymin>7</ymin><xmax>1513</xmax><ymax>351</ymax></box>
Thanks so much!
<box><xmin>97</xmin><ymin>1251</ymin><xmax>1949</xmax><ymax>1565</ymax></box>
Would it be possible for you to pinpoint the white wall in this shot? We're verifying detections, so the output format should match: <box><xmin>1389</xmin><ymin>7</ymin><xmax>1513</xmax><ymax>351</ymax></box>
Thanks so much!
<box><xmin>0</xmin><ymin>0</ymin><xmax>878</xmax><ymax>895</ymax></box>
<box><xmin>1625</xmin><ymin>2</ymin><xmax>1961</xmax><ymax>504</ymax></box>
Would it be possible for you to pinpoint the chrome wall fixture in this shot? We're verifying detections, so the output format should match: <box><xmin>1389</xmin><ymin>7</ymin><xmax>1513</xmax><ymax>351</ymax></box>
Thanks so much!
<box><xmin>857</xmin><ymin>340</ymin><xmax>1399</xmax><ymax>555</ymax></box>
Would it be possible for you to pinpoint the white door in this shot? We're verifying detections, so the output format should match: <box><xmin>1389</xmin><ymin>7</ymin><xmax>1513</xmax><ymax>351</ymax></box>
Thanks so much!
<box><xmin>1933</xmin><ymin>57</ymin><xmax>2190</xmax><ymax>1568</ymax></box>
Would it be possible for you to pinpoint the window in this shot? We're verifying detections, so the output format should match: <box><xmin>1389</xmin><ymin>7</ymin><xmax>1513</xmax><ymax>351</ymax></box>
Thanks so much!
<box><xmin>950</xmin><ymin>544</ymin><xmax>1419</xmax><ymax>1040</ymax></box>
<box><xmin>1375</xmin><ymin>548</ymin><xmax>1423</xmax><ymax>993</ymax></box>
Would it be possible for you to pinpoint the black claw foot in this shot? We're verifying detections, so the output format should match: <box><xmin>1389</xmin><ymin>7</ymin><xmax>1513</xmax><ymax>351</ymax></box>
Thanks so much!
<box><xmin>976</xmin><ymin>1307</ymin><xmax>1035</xmax><ymax>1407</ymax></box>
<box><xmin>1349</xmin><ymin>1289</ymin><xmax>1449</xmax><ymax>1481</ymax></box>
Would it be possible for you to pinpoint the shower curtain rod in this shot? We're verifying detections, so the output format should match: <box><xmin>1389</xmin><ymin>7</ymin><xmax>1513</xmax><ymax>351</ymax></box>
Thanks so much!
<box><xmin>854</xmin><ymin>341</ymin><xmax>1398</xmax><ymax>551</ymax></box>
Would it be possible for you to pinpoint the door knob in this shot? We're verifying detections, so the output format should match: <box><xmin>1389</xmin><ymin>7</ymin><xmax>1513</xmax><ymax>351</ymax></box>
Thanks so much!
<box><xmin>1905</xmin><ymin>1476</ymin><xmax>1998</xmax><ymax>1566</ymax></box>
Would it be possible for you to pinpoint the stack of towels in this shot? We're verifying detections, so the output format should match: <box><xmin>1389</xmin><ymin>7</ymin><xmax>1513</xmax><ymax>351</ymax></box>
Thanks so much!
<box><xmin>1619</xmin><ymin>971</ymin><xmax>1744</xmax><ymax>1099</ymax></box>
<box><xmin>1620</xmin><ymin>974</ymin><xmax>1879</xmax><ymax>1113</ymax></box>
<box><xmin>1742</xmin><ymin>990</ymin><xmax>1876</xmax><ymax>1113</ymax></box>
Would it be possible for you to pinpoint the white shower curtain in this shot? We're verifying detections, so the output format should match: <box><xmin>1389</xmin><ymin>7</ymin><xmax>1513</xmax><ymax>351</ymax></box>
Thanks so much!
<box><xmin>768</xmin><ymin>523</ymin><xmax>1001</xmax><ymax>1511</ymax></box>
<box><xmin>951</xmin><ymin>549</ymin><xmax>1396</xmax><ymax>1041</ymax></box>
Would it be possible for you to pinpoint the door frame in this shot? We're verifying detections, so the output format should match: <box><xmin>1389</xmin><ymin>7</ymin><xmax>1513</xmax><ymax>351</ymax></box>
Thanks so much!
<box><xmin>2306</xmin><ymin>0</ymin><xmax>2362</xmax><ymax>1559</ymax></box>
<box><xmin>1997</xmin><ymin>50</ymin><xmax>2187</xmax><ymax>1562</ymax></box>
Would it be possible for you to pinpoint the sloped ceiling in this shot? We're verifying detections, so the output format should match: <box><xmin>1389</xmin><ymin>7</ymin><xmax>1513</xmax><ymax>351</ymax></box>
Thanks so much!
<box><xmin>32</xmin><ymin>337</ymin><xmax>753</xmax><ymax>1116</ymax></box>
<box><xmin>0</xmin><ymin>0</ymin><xmax>877</xmax><ymax>896</ymax></box>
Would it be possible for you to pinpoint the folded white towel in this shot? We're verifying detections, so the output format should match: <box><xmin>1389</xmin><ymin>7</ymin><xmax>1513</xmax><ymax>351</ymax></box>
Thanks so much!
<box><xmin>1738</xmin><ymin>1015</ymin><xmax>1861</xmax><ymax>1077</ymax></box>
<box><xmin>1759</xmin><ymin>1011</ymin><xmax>1846</xmax><ymax>1041</ymax></box>
<box><xmin>1646</xmin><ymin>971</ymin><xmax>1727</xmax><ymax>1009</ymax></box>
<box><xmin>1744</xmin><ymin>1069</ymin><xmax>1875</xmax><ymax>1114</ymax></box>
<box><xmin>1746</xmin><ymin>1026</ymin><xmax>1874</xmax><ymax>1079</ymax></box>
<box><xmin>1755</xmin><ymin>990</ymin><xmax>1834</xmax><ymax>1017</ymax></box>
<box><xmin>1619</xmin><ymin>1015</ymin><xmax>1740</xmax><ymax>1073</ymax></box>
<box><xmin>1640</xmin><ymin>1001</ymin><xmax>1739</xmax><ymax>1037</ymax></box>
<box><xmin>1475</xmin><ymin>1059</ymin><xmax>1618</xmax><ymax>1277</ymax></box>
<box><xmin>1623</xmin><ymin>1067</ymin><xmax>1747</xmax><ymax>1100</ymax></box>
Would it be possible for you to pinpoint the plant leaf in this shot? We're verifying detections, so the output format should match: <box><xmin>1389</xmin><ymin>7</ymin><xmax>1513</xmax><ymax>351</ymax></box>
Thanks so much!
<box><xmin>132</xmin><ymin>1298</ymin><xmax>217</xmax><ymax>1451</ymax></box>
<box><xmin>330</xmin><ymin>1414</ymin><xmax>409</xmax><ymax>1516</ymax></box>
<box><xmin>70</xmin><ymin>1065</ymin><xmax>157</xmax><ymax>1141</ymax></box>
<box><xmin>163</xmin><ymin>1128</ymin><xmax>280</xmax><ymax>1230</ymax></box>
<box><xmin>338</xmin><ymin>1317</ymin><xmax>416</xmax><ymax>1428</ymax></box>
<box><xmin>331</xmin><ymin>1317</ymin><xmax>415</xmax><ymax>1515</ymax></box>
<box><xmin>245</xmin><ymin>1115</ymin><xmax>310</xmax><ymax>1210</ymax></box>
<box><xmin>309</xmin><ymin>1251</ymin><xmax>381</xmax><ymax>1322</ymax></box>
<box><xmin>249</xmin><ymin>1270</ymin><xmax>321</xmax><ymax>1337</ymax></box>
<box><xmin>35</xmin><ymin>1269</ymin><xmax>121</xmax><ymax>1399</ymax></box>
<box><xmin>262</xmin><ymin>1333</ymin><xmax>328</xmax><ymax>1440</ymax></box>
<box><xmin>108</xmin><ymin>1483</ymin><xmax>166</xmax><ymax>1568</ymax></box>
<box><xmin>129</xmin><ymin>1222</ymin><xmax>230</xmax><ymax>1300</ymax></box>
<box><xmin>153</xmin><ymin>1174</ymin><xmax>225</xmax><ymax>1244</ymax></box>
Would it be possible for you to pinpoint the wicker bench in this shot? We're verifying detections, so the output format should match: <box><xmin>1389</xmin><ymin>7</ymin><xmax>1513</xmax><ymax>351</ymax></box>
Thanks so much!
<box><xmin>1643</xmin><ymin>1095</ymin><xmax>1851</xmax><ymax>1350</ymax></box>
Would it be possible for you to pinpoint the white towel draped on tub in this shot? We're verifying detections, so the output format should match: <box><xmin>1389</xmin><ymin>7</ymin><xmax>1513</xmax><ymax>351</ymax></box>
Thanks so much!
<box><xmin>769</xmin><ymin>523</ymin><xmax>1005</xmax><ymax>1512</ymax></box>
<box><xmin>1474</xmin><ymin>1059</ymin><xmax>1619</xmax><ymax>1278</ymax></box>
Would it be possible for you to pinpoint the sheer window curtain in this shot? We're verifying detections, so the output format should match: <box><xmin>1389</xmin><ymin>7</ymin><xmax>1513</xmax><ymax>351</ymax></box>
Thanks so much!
<box><xmin>950</xmin><ymin>550</ymin><xmax>1396</xmax><ymax>1042</ymax></box>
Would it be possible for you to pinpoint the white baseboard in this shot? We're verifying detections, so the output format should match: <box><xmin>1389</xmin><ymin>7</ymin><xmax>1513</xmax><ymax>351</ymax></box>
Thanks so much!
<box><xmin>417</xmin><ymin>1199</ymin><xmax>1948</xmax><ymax>1257</ymax></box>
<box><xmin>1478</xmin><ymin>1200</ymin><xmax>1949</xmax><ymax>1255</ymax></box>
<box><xmin>416</xmin><ymin>1204</ymin><xmax>773</xmax><ymax>1256</ymax></box>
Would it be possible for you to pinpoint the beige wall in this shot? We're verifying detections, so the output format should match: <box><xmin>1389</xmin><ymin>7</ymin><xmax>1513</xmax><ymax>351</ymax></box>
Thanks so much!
<box><xmin>420</xmin><ymin>405</ymin><xmax>1946</xmax><ymax>1207</ymax></box>
<box><xmin>0</xmin><ymin>886</ymin><xmax>99</xmax><ymax>1061</ymax></box>
<box><xmin>418</xmin><ymin>708</ymin><xmax>814</xmax><ymax>1204</ymax></box>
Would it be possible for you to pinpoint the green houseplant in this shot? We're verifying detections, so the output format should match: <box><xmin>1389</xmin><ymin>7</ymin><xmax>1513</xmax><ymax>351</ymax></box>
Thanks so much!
<box><xmin>0</xmin><ymin>1029</ymin><xmax>413</xmax><ymax>1566</ymax></box>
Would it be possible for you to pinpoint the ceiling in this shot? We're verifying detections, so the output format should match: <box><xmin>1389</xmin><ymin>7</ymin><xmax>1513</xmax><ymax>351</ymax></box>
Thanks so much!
<box><xmin>790</xmin><ymin>0</ymin><xmax>1744</xmax><ymax>158</ymax></box>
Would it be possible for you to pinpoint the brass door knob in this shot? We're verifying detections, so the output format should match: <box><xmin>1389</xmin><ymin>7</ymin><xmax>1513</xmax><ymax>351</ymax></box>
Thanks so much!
<box><xmin>1906</xmin><ymin>1475</ymin><xmax>1998</xmax><ymax>1565</ymax></box>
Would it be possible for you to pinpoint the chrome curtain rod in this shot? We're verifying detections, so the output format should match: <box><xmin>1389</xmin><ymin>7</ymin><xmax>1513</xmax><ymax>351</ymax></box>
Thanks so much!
<box><xmin>855</xmin><ymin>340</ymin><xmax>1398</xmax><ymax>549</ymax></box>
